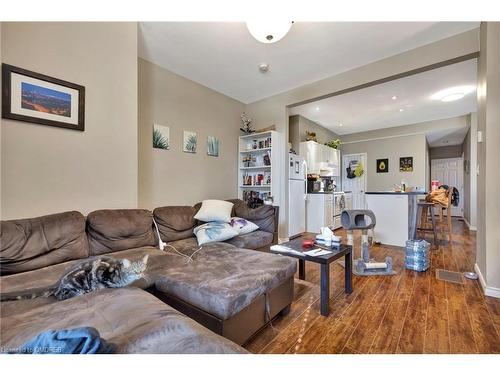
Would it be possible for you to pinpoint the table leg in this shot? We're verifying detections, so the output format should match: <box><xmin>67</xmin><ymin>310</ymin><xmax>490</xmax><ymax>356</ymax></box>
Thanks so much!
<box><xmin>320</xmin><ymin>263</ymin><xmax>330</xmax><ymax>316</ymax></box>
<box><xmin>345</xmin><ymin>252</ymin><xmax>353</xmax><ymax>294</ymax></box>
<box><xmin>299</xmin><ymin>259</ymin><xmax>305</xmax><ymax>280</ymax></box>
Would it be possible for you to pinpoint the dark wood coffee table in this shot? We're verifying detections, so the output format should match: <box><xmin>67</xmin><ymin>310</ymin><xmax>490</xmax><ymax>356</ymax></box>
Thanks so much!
<box><xmin>270</xmin><ymin>234</ymin><xmax>352</xmax><ymax>316</ymax></box>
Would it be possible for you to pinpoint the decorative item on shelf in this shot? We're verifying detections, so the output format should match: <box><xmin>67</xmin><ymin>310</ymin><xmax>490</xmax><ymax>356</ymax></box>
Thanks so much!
<box><xmin>263</xmin><ymin>151</ymin><xmax>271</xmax><ymax>166</ymax></box>
<box><xmin>240</xmin><ymin>112</ymin><xmax>254</xmax><ymax>134</ymax></box>
<box><xmin>325</xmin><ymin>138</ymin><xmax>342</xmax><ymax>149</ymax></box>
<box><xmin>305</xmin><ymin>131</ymin><xmax>317</xmax><ymax>142</ymax></box>
<box><xmin>252</xmin><ymin>140</ymin><xmax>258</xmax><ymax>149</ymax></box>
<box><xmin>242</xmin><ymin>155</ymin><xmax>253</xmax><ymax>167</ymax></box>
<box><xmin>376</xmin><ymin>158</ymin><xmax>388</xmax><ymax>173</ymax></box>
<box><xmin>399</xmin><ymin>156</ymin><xmax>413</xmax><ymax>172</ymax></box>
<box><xmin>207</xmin><ymin>136</ymin><xmax>219</xmax><ymax>157</ymax></box>
<box><xmin>153</xmin><ymin>124</ymin><xmax>170</xmax><ymax>150</ymax></box>
<box><xmin>2</xmin><ymin>64</ymin><xmax>85</xmax><ymax>131</ymax></box>
<box><xmin>183</xmin><ymin>130</ymin><xmax>197</xmax><ymax>153</ymax></box>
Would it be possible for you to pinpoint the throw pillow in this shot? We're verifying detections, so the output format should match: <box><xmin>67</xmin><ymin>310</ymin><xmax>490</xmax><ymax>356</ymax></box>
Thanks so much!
<box><xmin>229</xmin><ymin>217</ymin><xmax>259</xmax><ymax>235</ymax></box>
<box><xmin>193</xmin><ymin>222</ymin><xmax>239</xmax><ymax>245</ymax></box>
<box><xmin>194</xmin><ymin>200</ymin><xmax>234</xmax><ymax>223</ymax></box>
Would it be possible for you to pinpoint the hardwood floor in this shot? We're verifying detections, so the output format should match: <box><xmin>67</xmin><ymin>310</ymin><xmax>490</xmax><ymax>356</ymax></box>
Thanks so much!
<box><xmin>244</xmin><ymin>219</ymin><xmax>500</xmax><ymax>354</ymax></box>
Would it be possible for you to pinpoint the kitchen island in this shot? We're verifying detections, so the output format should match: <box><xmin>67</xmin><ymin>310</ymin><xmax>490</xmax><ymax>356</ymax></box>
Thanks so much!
<box><xmin>365</xmin><ymin>191</ymin><xmax>427</xmax><ymax>247</ymax></box>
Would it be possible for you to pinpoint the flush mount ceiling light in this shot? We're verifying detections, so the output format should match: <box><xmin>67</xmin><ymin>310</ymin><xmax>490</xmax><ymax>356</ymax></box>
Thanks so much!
<box><xmin>391</xmin><ymin>96</ymin><xmax>397</xmax><ymax>100</ymax></box>
<box><xmin>431</xmin><ymin>85</ymin><xmax>475</xmax><ymax>102</ymax></box>
<box><xmin>246</xmin><ymin>20</ymin><xmax>293</xmax><ymax>43</ymax></box>
<box><xmin>315</xmin><ymin>107</ymin><xmax>320</xmax><ymax>111</ymax></box>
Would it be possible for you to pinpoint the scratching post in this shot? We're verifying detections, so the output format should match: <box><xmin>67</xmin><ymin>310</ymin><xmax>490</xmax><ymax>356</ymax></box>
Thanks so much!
<box><xmin>340</xmin><ymin>210</ymin><xmax>396</xmax><ymax>276</ymax></box>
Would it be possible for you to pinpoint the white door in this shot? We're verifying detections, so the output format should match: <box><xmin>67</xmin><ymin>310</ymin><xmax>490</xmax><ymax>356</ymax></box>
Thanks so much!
<box><xmin>431</xmin><ymin>158</ymin><xmax>464</xmax><ymax>217</ymax></box>
<box><xmin>342</xmin><ymin>153</ymin><xmax>367</xmax><ymax>209</ymax></box>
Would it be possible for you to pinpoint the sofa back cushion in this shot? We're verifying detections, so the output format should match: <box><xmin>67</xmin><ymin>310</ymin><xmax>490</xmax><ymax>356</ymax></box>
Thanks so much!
<box><xmin>86</xmin><ymin>209</ymin><xmax>156</xmax><ymax>255</ymax></box>
<box><xmin>228</xmin><ymin>199</ymin><xmax>277</xmax><ymax>234</ymax></box>
<box><xmin>153</xmin><ymin>206</ymin><xmax>198</xmax><ymax>242</ymax></box>
<box><xmin>0</xmin><ymin>211</ymin><xmax>89</xmax><ymax>275</ymax></box>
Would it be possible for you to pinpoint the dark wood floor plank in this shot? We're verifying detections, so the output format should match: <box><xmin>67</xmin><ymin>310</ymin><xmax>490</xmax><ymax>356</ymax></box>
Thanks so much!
<box><xmin>245</xmin><ymin>220</ymin><xmax>499</xmax><ymax>354</ymax></box>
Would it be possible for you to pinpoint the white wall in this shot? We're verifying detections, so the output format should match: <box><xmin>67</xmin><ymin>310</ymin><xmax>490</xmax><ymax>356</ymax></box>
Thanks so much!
<box><xmin>476</xmin><ymin>22</ymin><xmax>500</xmax><ymax>297</ymax></box>
<box><xmin>138</xmin><ymin>58</ymin><xmax>245</xmax><ymax>209</ymax></box>
<box><xmin>245</xmin><ymin>30</ymin><xmax>479</xmax><ymax>238</ymax></box>
<box><xmin>1</xmin><ymin>23</ymin><xmax>138</xmax><ymax>219</ymax></box>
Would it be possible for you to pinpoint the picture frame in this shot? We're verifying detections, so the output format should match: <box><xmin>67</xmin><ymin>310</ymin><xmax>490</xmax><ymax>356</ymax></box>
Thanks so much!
<box><xmin>399</xmin><ymin>156</ymin><xmax>413</xmax><ymax>172</ymax></box>
<box><xmin>183</xmin><ymin>130</ymin><xmax>197</xmax><ymax>153</ymax></box>
<box><xmin>2</xmin><ymin>64</ymin><xmax>85</xmax><ymax>131</ymax></box>
<box><xmin>153</xmin><ymin>124</ymin><xmax>170</xmax><ymax>150</ymax></box>
<box><xmin>207</xmin><ymin>136</ymin><xmax>219</xmax><ymax>157</ymax></box>
<box><xmin>376</xmin><ymin>158</ymin><xmax>389</xmax><ymax>173</ymax></box>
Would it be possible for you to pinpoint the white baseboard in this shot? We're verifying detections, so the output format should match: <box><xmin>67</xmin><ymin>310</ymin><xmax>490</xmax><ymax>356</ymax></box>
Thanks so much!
<box><xmin>475</xmin><ymin>263</ymin><xmax>500</xmax><ymax>298</ymax></box>
<box><xmin>463</xmin><ymin>217</ymin><xmax>477</xmax><ymax>231</ymax></box>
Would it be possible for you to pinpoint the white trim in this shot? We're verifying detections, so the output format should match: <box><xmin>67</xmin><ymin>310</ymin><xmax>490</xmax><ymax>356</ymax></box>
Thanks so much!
<box><xmin>463</xmin><ymin>217</ymin><xmax>477</xmax><ymax>231</ymax></box>
<box><xmin>475</xmin><ymin>263</ymin><xmax>500</xmax><ymax>299</ymax></box>
<box><xmin>342</xmin><ymin>132</ymin><xmax>425</xmax><ymax>145</ymax></box>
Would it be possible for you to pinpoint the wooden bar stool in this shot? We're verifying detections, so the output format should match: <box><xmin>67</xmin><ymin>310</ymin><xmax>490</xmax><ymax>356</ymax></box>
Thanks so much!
<box><xmin>416</xmin><ymin>201</ymin><xmax>439</xmax><ymax>246</ymax></box>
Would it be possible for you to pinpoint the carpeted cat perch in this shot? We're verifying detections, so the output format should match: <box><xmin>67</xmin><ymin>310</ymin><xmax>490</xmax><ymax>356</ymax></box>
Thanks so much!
<box><xmin>341</xmin><ymin>210</ymin><xmax>396</xmax><ymax>276</ymax></box>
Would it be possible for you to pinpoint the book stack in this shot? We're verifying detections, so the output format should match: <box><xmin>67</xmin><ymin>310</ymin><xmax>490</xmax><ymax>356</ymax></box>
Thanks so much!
<box><xmin>405</xmin><ymin>239</ymin><xmax>430</xmax><ymax>272</ymax></box>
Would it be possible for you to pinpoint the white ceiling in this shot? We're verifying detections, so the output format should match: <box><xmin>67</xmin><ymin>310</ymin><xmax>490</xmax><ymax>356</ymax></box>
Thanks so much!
<box><xmin>290</xmin><ymin>59</ymin><xmax>477</xmax><ymax>136</ymax></box>
<box><xmin>426</xmin><ymin>126</ymin><xmax>470</xmax><ymax>147</ymax></box>
<box><xmin>138</xmin><ymin>22</ymin><xmax>479</xmax><ymax>103</ymax></box>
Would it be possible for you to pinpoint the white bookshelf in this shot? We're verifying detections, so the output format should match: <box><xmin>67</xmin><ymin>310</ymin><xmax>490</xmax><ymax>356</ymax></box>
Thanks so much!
<box><xmin>238</xmin><ymin>130</ymin><xmax>283</xmax><ymax>205</ymax></box>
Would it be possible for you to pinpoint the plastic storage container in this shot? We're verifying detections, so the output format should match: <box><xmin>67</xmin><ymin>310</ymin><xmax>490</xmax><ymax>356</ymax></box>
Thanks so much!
<box><xmin>405</xmin><ymin>239</ymin><xmax>430</xmax><ymax>272</ymax></box>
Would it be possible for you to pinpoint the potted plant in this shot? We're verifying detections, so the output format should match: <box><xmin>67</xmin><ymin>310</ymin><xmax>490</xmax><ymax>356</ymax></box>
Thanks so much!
<box><xmin>325</xmin><ymin>138</ymin><xmax>342</xmax><ymax>149</ymax></box>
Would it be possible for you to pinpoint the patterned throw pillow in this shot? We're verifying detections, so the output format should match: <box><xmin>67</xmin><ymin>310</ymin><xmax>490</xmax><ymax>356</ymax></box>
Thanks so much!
<box><xmin>229</xmin><ymin>217</ymin><xmax>259</xmax><ymax>235</ymax></box>
<box><xmin>193</xmin><ymin>222</ymin><xmax>239</xmax><ymax>245</ymax></box>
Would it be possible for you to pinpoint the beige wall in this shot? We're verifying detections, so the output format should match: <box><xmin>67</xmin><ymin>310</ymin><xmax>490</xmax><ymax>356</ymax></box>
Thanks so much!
<box><xmin>138</xmin><ymin>58</ymin><xmax>245</xmax><ymax>209</ymax></box>
<box><xmin>245</xmin><ymin>30</ymin><xmax>479</xmax><ymax>237</ymax></box>
<box><xmin>476</xmin><ymin>22</ymin><xmax>500</xmax><ymax>295</ymax></box>
<box><xmin>289</xmin><ymin>114</ymin><xmax>339</xmax><ymax>152</ymax></box>
<box><xmin>1</xmin><ymin>23</ymin><xmax>138</xmax><ymax>220</ymax></box>
<box><xmin>341</xmin><ymin>134</ymin><xmax>427</xmax><ymax>191</ymax></box>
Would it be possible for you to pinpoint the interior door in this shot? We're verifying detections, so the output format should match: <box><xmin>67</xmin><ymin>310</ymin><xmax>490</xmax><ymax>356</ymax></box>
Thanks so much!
<box><xmin>342</xmin><ymin>153</ymin><xmax>367</xmax><ymax>209</ymax></box>
<box><xmin>430</xmin><ymin>157</ymin><xmax>464</xmax><ymax>217</ymax></box>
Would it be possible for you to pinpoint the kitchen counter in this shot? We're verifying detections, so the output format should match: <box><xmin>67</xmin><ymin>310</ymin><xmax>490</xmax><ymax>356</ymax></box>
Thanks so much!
<box><xmin>365</xmin><ymin>191</ymin><xmax>427</xmax><ymax>247</ymax></box>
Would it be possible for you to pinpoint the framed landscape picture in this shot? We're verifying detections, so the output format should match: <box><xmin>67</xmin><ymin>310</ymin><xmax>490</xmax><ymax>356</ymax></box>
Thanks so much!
<box><xmin>399</xmin><ymin>156</ymin><xmax>413</xmax><ymax>172</ymax></box>
<box><xmin>2</xmin><ymin>64</ymin><xmax>85</xmax><ymax>131</ymax></box>
<box><xmin>207</xmin><ymin>136</ymin><xmax>219</xmax><ymax>157</ymax></box>
<box><xmin>376</xmin><ymin>158</ymin><xmax>389</xmax><ymax>173</ymax></box>
<box><xmin>183</xmin><ymin>130</ymin><xmax>197</xmax><ymax>153</ymax></box>
<box><xmin>153</xmin><ymin>124</ymin><xmax>170</xmax><ymax>150</ymax></box>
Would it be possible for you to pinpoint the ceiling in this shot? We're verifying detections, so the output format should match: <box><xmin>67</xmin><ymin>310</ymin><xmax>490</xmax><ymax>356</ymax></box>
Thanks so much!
<box><xmin>138</xmin><ymin>22</ymin><xmax>479</xmax><ymax>103</ymax></box>
<box><xmin>290</xmin><ymin>59</ymin><xmax>477</xmax><ymax>137</ymax></box>
<box><xmin>426</xmin><ymin>126</ymin><xmax>470</xmax><ymax>147</ymax></box>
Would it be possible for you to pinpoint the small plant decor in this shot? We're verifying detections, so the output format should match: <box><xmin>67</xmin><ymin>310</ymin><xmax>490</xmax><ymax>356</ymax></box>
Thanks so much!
<box><xmin>325</xmin><ymin>138</ymin><xmax>342</xmax><ymax>149</ymax></box>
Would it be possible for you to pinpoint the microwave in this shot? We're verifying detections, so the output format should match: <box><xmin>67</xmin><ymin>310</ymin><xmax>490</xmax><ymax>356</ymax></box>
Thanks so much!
<box><xmin>307</xmin><ymin>180</ymin><xmax>323</xmax><ymax>193</ymax></box>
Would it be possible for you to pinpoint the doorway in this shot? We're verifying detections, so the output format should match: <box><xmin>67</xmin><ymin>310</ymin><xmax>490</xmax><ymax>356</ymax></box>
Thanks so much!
<box><xmin>431</xmin><ymin>157</ymin><xmax>464</xmax><ymax>217</ymax></box>
<box><xmin>342</xmin><ymin>153</ymin><xmax>367</xmax><ymax>209</ymax></box>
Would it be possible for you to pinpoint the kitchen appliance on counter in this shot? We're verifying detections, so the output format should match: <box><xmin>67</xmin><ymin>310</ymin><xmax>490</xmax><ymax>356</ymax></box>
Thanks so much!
<box><xmin>288</xmin><ymin>154</ymin><xmax>307</xmax><ymax>239</ymax></box>
<box><xmin>307</xmin><ymin>175</ymin><xmax>336</xmax><ymax>193</ymax></box>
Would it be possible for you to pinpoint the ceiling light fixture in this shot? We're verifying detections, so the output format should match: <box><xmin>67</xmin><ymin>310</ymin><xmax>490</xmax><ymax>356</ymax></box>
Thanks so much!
<box><xmin>399</xmin><ymin>108</ymin><xmax>404</xmax><ymax>112</ymax></box>
<box><xmin>246</xmin><ymin>20</ymin><xmax>293</xmax><ymax>44</ymax></box>
<box><xmin>392</xmin><ymin>96</ymin><xmax>397</xmax><ymax>100</ymax></box>
<box><xmin>258</xmin><ymin>63</ymin><xmax>269</xmax><ymax>73</ymax></box>
<box><xmin>338</xmin><ymin>123</ymin><xmax>343</xmax><ymax>127</ymax></box>
<box><xmin>315</xmin><ymin>107</ymin><xmax>320</xmax><ymax>111</ymax></box>
<box><xmin>431</xmin><ymin>85</ymin><xmax>475</xmax><ymax>102</ymax></box>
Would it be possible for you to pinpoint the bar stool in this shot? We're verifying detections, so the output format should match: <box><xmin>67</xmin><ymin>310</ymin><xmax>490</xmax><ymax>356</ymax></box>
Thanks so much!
<box><xmin>416</xmin><ymin>201</ymin><xmax>439</xmax><ymax>246</ymax></box>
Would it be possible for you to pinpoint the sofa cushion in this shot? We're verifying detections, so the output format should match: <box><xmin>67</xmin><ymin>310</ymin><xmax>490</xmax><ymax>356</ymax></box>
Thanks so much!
<box><xmin>0</xmin><ymin>288</ymin><xmax>247</xmax><ymax>354</ymax></box>
<box><xmin>153</xmin><ymin>206</ymin><xmax>198</xmax><ymax>242</ymax></box>
<box><xmin>229</xmin><ymin>217</ymin><xmax>259</xmax><ymax>235</ymax></box>
<box><xmin>228</xmin><ymin>199</ymin><xmax>276</xmax><ymax>233</ymax></box>
<box><xmin>194</xmin><ymin>200</ymin><xmax>234</xmax><ymax>223</ymax></box>
<box><xmin>155</xmin><ymin>245</ymin><xmax>297</xmax><ymax>320</ymax></box>
<box><xmin>0</xmin><ymin>246</ymin><xmax>183</xmax><ymax>302</ymax></box>
<box><xmin>225</xmin><ymin>230</ymin><xmax>273</xmax><ymax>250</ymax></box>
<box><xmin>194</xmin><ymin>222</ymin><xmax>239</xmax><ymax>245</ymax></box>
<box><xmin>87</xmin><ymin>209</ymin><xmax>156</xmax><ymax>255</ymax></box>
<box><xmin>0</xmin><ymin>211</ymin><xmax>89</xmax><ymax>275</ymax></box>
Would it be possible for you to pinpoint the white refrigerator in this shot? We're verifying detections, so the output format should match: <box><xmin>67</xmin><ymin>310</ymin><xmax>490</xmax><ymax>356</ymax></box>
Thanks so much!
<box><xmin>288</xmin><ymin>154</ymin><xmax>307</xmax><ymax>239</ymax></box>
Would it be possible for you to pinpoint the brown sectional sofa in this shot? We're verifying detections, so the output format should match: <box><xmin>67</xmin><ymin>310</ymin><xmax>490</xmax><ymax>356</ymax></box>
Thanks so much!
<box><xmin>0</xmin><ymin>200</ymin><xmax>296</xmax><ymax>353</ymax></box>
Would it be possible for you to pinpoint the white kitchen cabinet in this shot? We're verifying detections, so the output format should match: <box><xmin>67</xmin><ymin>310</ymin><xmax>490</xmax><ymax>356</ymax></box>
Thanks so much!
<box><xmin>299</xmin><ymin>141</ymin><xmax>340</xmax><ymax>176</ymax></box>
<box><xmin>306</xmin><ymin>193</ymin><xmax>334</xmax><ymax>233</ymax></box>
